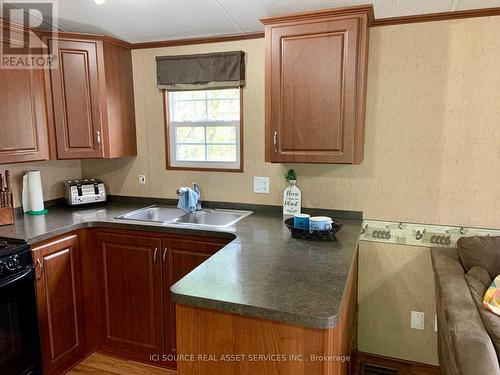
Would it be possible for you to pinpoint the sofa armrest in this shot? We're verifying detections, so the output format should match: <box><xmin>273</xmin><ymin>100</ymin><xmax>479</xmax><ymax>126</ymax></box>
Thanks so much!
<box><xmin>431</xmin><ymin>248</ymin><xmax>500</xmax><ymax>375</ymax></box>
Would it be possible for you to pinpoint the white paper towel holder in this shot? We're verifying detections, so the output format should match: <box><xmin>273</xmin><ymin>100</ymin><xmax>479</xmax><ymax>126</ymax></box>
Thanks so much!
<box><xmin>22</xmin><ymin>170</ymin><xmax>48</xmax><ymax>216</ymax></box>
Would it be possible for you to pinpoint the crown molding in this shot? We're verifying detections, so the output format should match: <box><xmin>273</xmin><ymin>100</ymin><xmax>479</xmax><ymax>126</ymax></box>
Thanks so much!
<box><xmin>373</xmin><ymin>6</ymin><xmax>500</xmax><ymax>27</ymax></box>
<box><xmin>260</xmin><ymin>5</ymin><xmax>375</xmax><ymax>26</ymax></box>
<box><xmin>131</xmin><ymin>31</ymin><xmax>264</xmax><ymax>50</ymax></box>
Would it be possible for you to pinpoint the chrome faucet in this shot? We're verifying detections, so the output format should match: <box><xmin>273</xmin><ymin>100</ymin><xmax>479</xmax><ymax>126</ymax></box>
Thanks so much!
<box><xmin>176</xmin><ymin>183</ymin><xmax>202</xmax><ymax>211</ymax></box>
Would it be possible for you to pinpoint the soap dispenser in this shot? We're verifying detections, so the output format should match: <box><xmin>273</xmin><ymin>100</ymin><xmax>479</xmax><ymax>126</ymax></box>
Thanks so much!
<box><xmin>283</xmin><ymin>169</ymin><xmax>301</xmax><ymax>215</ymax></box>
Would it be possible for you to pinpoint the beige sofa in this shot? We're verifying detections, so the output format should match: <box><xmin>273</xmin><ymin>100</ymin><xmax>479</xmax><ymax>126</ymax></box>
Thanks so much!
<box><xmin>431</xmin><ymin>236</ymin><xmax>500</xmax><ymax>375</ymax></box>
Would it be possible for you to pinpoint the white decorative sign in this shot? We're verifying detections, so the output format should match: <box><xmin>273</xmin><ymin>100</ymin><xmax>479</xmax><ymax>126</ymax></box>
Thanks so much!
<box><xmin>283</xmin><ymin>180</ymin><xmax>301</xmax><ymax>215</ymax></box>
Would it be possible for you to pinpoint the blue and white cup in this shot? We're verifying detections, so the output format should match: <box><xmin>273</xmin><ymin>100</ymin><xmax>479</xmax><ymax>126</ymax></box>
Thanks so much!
<box><xmin>309</xmin><ymin>216</ymin><xmax>333</xmax><ymax>232</ymax></box>
<box><xmin>293</xmin><ymin>213</ymin><xmax>310</xmax><ymax>229</ymax></box>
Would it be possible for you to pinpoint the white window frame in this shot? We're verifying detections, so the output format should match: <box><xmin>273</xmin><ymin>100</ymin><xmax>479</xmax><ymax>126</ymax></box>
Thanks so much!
<box><xmin>166</xmin><ymin>89</ymin><xmax>242</xmax><ymax>171</ymax></box>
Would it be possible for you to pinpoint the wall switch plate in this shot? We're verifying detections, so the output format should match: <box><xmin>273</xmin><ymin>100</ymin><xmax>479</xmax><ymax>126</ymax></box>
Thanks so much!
<box><xmin>139</xmin><ymin>175</ymin><xmax>146</xmax><ymax>184</ymax></box>
<box><xmin>254</xmin><ymin>177</ymin><xmax>270</xmax><ymax>194</ymax></box>
<box><xmin>435</xmin><ymin>313</ymin><xmax>438</xmax><ymax>332</ymax></box>
<box><xmin>411</xmin><ymin>311</ymin><xmax>425</xmax><ymax>330</ymax></box>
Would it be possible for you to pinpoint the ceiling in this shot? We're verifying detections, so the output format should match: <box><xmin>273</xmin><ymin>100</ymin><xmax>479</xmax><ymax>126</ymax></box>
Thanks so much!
<box><xmin>5</xmin><ymin>0</ymin><xmax>500</xmax><ymax>43</ymax></box>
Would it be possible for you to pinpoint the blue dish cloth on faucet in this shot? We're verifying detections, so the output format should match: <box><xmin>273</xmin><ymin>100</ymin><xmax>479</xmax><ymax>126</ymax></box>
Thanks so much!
<box><xmin>177</xmin><ymin>187</ymin><xmax>200</xmax><ymax>213</ymax></box>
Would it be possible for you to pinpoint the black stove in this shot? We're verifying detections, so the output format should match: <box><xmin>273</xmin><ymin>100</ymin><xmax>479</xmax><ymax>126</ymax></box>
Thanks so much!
<box><xmin>0</xmin><ymin>239</ymin><xmax>31</xmax><ymax>276</ymax></box>
<box><xmin>0</xmin><ymin>238</ymin><xmax>42</xmax><ymax>375</ymax></box>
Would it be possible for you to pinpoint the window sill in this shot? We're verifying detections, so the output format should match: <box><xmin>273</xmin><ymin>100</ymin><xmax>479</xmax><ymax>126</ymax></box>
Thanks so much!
<box><xmin>166</xmin><ymin>165</ymin><xmax>243</xmax><ymax>173</ymax></box>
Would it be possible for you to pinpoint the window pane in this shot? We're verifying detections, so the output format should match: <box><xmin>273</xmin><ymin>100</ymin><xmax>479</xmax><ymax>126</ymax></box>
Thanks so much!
<box><xmin>207</xmin><ymin>145</ymin><xmax>236</xmax><ymax>162</ymax></box>
<box><xmin>176</xmin><ymin>127</ymin><xmax>205</xmax><ymax>143</ymax></box>
<box><xmin>207</xmin><ymin>99</ymin><xmax>239</xmax><ymax>121</ymax></box>
<box><xmin>171</xmin><ymin>100</ymin><xmax>206</xmax><ymax>122</ymax></box>
<box><xmin>206</xmin><ymin>126</ymin><xmax>236</xmax><ymax>143</ymax></box>
<box><xmin>177</xmin><ymin>145</ymin><xmax>205</xmax><ymax>161</ymax></box>
<box><xmin>168</xmin><ymin>89</ymin><xmax>241</xmax><ymax>168</ymax></box>
<box><xmin>171</xmin><ymin>91</ymin><xmax>206</xmax><ymax>101</ymax></box>
<box><xmin>207</xmin><ymin>88</ymin><xmax>239</xmax><ymax>99</ymax></box>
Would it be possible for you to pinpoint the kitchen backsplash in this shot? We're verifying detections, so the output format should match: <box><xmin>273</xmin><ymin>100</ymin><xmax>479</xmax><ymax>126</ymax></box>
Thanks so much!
<box><xmin>2</xmin><ymin>161</ymin><xmax>81</xmax><ymax>208</ymax></box>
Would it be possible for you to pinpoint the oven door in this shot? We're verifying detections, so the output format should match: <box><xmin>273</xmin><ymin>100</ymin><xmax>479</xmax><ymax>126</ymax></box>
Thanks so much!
<box><xmin>0</xmin><ymin>267</ymin><xmax>41</xmax><ymax>375</ymax></box>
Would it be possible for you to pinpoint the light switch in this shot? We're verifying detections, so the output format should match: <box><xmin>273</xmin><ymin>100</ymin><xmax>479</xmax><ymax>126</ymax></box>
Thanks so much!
<box><xmin>411</xmin><ymin>311</ymin><xmax>425</xmax><ymax>330</ymax></box>
<box><xmin>254</xmin><ymin>177</ymin><xmax>270</xmax><ymax>194</ymax></box>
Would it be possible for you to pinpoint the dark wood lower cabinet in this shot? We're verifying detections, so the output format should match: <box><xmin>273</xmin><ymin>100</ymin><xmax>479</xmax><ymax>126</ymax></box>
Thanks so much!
<box><xmin>91</xmin><ymin>229</ymin><xmax>229</xmax><ymax>369</ymax></box>
<box><xmin>32</xmin><ymin>233</ymin><xmax>86</xmax><ymax>375</ymax></box>
<box><xmin>95</xmin><ymin>232</ymin><xmax>164</xmax><ymax>361</ymax></box>
<box><xmin>163</xmin><ymin>236</ymin><xmax>230</xmax><ymax>362</ymax></box>
<box><xmin>32</xmin><ymin>228</ymin><xmax>231</xmax><ymax>373</ymax></box>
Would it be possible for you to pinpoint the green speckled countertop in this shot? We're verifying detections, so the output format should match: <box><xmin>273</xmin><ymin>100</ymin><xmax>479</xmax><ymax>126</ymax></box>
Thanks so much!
<box><xmin>0</xmin><ymin>200</ymin><xmax>362</xmax><ymax>329</ymax></box>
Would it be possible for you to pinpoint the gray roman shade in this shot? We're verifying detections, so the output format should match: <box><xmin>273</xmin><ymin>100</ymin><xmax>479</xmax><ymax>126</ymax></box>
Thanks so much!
<box><xmin>156</xmin><ymin>51</ymin><xmax>245</xmax><ymax>90</ymax></box>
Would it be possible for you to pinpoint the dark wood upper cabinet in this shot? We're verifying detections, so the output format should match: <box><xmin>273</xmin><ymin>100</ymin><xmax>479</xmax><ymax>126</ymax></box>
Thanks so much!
<box><xmin>48</xmin><ymin>39</ymin><xmax>103</xmax><ymax>159</ymax></box>
<box><xmin>45</xmin><ymin>36</ymin><xmax>137</xmax><ymax>159</ymax></box>
<box><xmin>261</xmin><ymin>6</ymin><xmax>372</xmax><ymax>164</ymax></box>
<box><xmin>32</xmin><ymin>234</ymin><xmax>86</xmax><ymax>375</ymax></box>
<box><xmin>95</xmin><ymin>231</ymin><xmax>164</xmax><ymax>361</ymax></box>
<box><xmin>0</xmin><ymin>39</ymin><xmax>49</xmax><ymax>164</ymax></box>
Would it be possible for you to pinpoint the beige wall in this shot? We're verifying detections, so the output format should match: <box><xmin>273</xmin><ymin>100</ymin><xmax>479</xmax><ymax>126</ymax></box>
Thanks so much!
<box><xmin>358</xmin><ymin>242</ymin><xmax>438</xmax><ymax>365</ymax></box>
<box><xmin>2</xmin><ymin>160</ymin><xmax>81</xmax><ymax>207</ymax></box>
<box><xmin>82</xmin><ymin>17</ymin><xmax>500</xmax><ymax>230</ymax></box>
<box><xmin>77</xmin><ymin>16</ymin><xmax>500</xmax><ymax>366</ymax></box>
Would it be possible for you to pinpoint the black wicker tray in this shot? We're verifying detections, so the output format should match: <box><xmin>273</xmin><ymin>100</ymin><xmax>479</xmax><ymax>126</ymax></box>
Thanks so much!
<box><xmin>284</xmin><ymin>217</ymin><xmax>344</xmax><ymax>241</ymax></box>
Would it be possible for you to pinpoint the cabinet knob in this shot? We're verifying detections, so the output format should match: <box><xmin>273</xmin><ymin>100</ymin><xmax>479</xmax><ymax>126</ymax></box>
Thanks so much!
<box><xmin>35</xmin><ymin>259</ymin><xmax>43</xmax><ymax>280</ymax></box>
<box><xmin>162</xmin><ymin>248</ymin><xmax>168</xmax><ymax>263</ymax></box>
<box><xmin>153</xmin><ymin>248</ymin><xmax>158</xmax><ymax>263</ymax></box>
<box><xmin>96</xmin><ymin>130</ymin><xmax>102</xmax><ymax>150</ymax></box>
<box><xmin>273</xmin><ymin>131</ymin><xmax>278</xmax><ymax>152</ymax></box>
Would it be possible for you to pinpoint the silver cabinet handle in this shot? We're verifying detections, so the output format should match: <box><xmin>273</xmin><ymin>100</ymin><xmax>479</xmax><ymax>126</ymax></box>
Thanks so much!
<box><xmin>153</xmin><ymin>248</ymin><xmax>158</xmax><ymax>263</ymax></box>
<box><xmin>35</xmin><ymin>259</ymin><xmax>43</xmax><ymax>280</ymax></box>
<box><xmin>96</xmin><ymin>130</ymin><xmax>101</xmax><ymax>150</ymax></box>
<box><xmin>273</xmin><ymin>131</ymin><xmax>278</xmax><ymax>152</ymax></box>
<box><xmin>162</xmin><ymin>248</ymin><xmax>167</xmax><ymax>263</ymax></box>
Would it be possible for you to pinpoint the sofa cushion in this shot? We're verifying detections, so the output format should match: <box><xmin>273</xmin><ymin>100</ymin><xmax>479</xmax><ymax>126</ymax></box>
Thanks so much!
<box><xmin>431</xmin><ymin>248</ymin><xmax>500</xmax><ymax>375</ymax></box>
<box><xmin>485</xmin><ymin>275</ymin><xmax>500</xmax><ymax>316</ymax></box>
<box><xmin>457</xmin><ymin>236</ymin><xmax>500</xmax><ymax>278</ymax></box>
<box><xmin>465</xmin><ymin>266</ymin><xmax>500</xmax><ymax>358</ymax></box>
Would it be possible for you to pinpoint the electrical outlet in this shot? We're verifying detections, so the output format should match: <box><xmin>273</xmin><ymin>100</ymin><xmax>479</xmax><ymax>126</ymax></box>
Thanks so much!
<box><xmin>138</xmin><ymin>175</ymin><xmax>146</xmax><ymax>184</ymax></box>
<box><xmin>411</xmin><ymin>311</ymin><xmax>425</xmax><ymax>330</ymax></box>
<box><xmin>253</xmin><ymin>177</ymin><xmax>270</xmax><ymax>194</ymax></box>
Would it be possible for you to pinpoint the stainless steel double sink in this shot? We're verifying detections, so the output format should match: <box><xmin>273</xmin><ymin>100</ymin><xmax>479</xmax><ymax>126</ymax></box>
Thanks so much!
<box><xmin>115</xmin><ymin>205</ymin><xmax>252</xmax><ymax>228</ymax></box>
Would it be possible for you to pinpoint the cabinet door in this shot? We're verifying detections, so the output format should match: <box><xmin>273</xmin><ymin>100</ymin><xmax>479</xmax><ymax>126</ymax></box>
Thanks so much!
<box><xmin>32</xmin><ymin>234</ymin><xmax>86</xmax><ymax>375</ymax></box>
<box><xmin>0</xmin><ymin>41</ymin><xmax>48</xmax><ymax>164</ymax></box>
<box><xmin>48</xmin><ymin>39</ymin><xmax>104</xmax><ymax>159</ymax></box>
<box><xmin>266</xmin><ymin>17</ymin><xmax>365</xmax><ymax>164</ymax></box>
<box><xmin>96</xmin><ymin>232</ymin><xmax>164</xmax><ymax>360</ymax></box>
<box><xmin>163</xmin><ymin>237</ymin><xmax>229</xmax><ymax>358</ymax></box>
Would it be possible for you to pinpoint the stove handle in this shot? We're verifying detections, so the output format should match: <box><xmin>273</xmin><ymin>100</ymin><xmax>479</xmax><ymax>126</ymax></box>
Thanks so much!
<box><xmin>35</xmin><ymin>259</ymin><xmax>43</xmax><ymax>280</ymax></box>
<box><xmin>0</xmin><ymin>267</ymin><xmax>33</xmax><ymax>289</ymax></box>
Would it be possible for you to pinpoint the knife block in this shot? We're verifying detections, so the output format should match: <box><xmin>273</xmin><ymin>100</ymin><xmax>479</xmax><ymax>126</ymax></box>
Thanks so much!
<box><xmin>0</xmin><ymin>196</ymin><xmax>14</xmax><ymax>226</ymax></box>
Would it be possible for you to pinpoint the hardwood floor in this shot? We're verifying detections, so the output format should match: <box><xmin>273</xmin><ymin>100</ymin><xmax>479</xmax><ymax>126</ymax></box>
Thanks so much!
<box><xmin>66</xmin><ymin>352</ymin><xmax>176</xmax><ymax>375</ymax></box>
